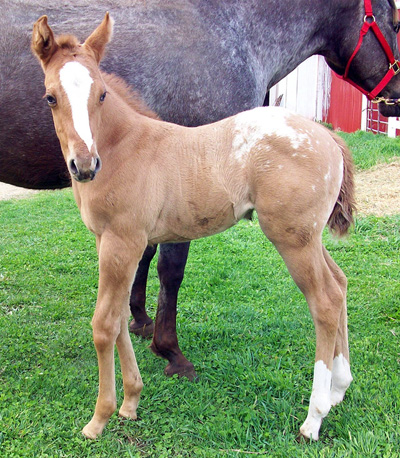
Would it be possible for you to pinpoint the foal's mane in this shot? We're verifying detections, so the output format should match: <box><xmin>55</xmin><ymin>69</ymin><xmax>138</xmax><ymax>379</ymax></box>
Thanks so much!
<box><xmin>102</xmin><ymin>73</ymin><xmax>159</xmax><ymax>120</ymax></box>
<box><xmin>56</xmin><ymin>34</ymin><xmax>80</xmax><ymax>51</ymax></box>
<box><xmin>55</xmin><ymin>34</ymin><xmax>158</xmax><ymax>120</ymax></box>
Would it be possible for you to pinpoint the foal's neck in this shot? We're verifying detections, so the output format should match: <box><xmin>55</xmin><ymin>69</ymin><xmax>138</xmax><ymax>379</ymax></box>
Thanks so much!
<box><xmin>97</xmin><ymin>72</ymin><xmax>159</xmax><ymax>151</ymax></box>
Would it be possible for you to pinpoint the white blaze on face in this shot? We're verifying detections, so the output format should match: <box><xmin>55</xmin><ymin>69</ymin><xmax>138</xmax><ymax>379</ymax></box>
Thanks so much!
<box><xmin>59</xmin><ymin>61</ymin><xmax>94</xmax><ymax>151</ymax></box>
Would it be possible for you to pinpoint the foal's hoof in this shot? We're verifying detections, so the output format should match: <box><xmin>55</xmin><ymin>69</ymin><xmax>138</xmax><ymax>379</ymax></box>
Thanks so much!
<box><xmin>82</xmin><ymin>422</ymin><xmax>103</xmax><ymax>440</ymax></box>
<box><xmin>129</xmin><ymin>319</ymin><xmax>155</xmax><ymax>338</ymax></box>
<box><xmin>296</xmin><ymin>433</ymin><xmax>311</xmax><ymax>443</ymax></box>
<box><xmin>82</xmin><ymin>427</ymin><xmax>98</xmax><ymax>440</ymax></box>
<box><xmin>164</xmin><ymin>361</ymin><xmax>197</xmax><ymax>381</ymax></box>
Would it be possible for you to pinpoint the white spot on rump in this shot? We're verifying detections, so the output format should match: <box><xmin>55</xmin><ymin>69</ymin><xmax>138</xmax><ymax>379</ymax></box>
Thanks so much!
<box><xmin>324</xmin><ymin>168</ymin><xmax>331</xmax><ymax>181</ymax></box>
<box><xmin>232</xmin><ymin>107</ymin><xmax>311</xmax><ymax>166</ymax></box>
<box><xmin>60</xmin><ymin>61</ymin><xmax>94</xmax><ymax>151</ymax></box>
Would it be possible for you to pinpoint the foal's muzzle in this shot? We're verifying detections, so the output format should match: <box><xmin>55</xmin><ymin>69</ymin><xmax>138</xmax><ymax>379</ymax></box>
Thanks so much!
<box><xmin>69</xmin><ymin>156</ymin><xmax>102</xmax><ymax>182</ymax></box>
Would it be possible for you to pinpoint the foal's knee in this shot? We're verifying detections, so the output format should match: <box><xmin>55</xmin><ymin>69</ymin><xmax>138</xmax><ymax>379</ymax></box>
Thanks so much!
<box><xmin>92</xmin><ymin>319</ymin><xmax>121</xmax><ymax>352</ymax></box>
<box><xmin>336</xmin><ymin>269</ymin><xmax>347</xmax><ymax>292</ymax></box>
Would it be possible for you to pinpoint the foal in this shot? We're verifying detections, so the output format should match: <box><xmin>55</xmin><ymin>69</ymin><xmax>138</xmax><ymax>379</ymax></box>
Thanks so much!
<box><xmin>32</xmin><ymin>14</ymin><xmax>355</xmax><ymax>441</ymax></box>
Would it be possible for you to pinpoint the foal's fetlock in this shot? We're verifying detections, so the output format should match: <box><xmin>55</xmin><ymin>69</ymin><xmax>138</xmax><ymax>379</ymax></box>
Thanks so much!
<box><xmin>330</xmin><ymin>354</ymin><xmax>353</xmax><ymax>406</ymax></box>
<box><xmin>119</xmin><ymin>381</ymin><xmax>143</xmax><ymax>419</ymax></box>
<box><xmin>118</xmin><ymin>401</ymin><xmax>139</xmax><ymax>420</ymax></box>
<box><xmin>82</xmin><ymin>397</ymin><xmax>117</xmax><ymax>439</ymax></box>
<box><xmin>300</xmin><ymin>393</ymin><xmax>331</xmax><ymax>441</ymax></box>
<box><xmin>82</xmin><ymin>415</ymin><xmax>110</xmax><ymax>439</ymax></box>
<box><xmin>330</xmin><ymin>374</ymin><xmax>353</xmax><ymax>406</ymax></box>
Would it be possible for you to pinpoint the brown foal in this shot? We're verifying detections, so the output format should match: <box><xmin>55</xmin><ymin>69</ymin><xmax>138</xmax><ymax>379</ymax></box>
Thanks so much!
<box><xmin>32</xmin><ymin>13</ymin><xmax>355</xmax><ymax>440</ymax></box>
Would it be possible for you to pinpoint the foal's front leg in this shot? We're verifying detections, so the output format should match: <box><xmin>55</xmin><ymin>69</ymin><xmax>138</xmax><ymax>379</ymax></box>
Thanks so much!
<box><xmin>82</xmin><ymin>232</ymin><xmax>146</xmax><ymax>439</ymax></box>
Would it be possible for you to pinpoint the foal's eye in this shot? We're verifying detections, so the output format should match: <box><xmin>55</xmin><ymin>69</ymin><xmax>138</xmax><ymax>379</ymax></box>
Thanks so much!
<box><xmin>99</xmin><ymin>91</ymin><xmax>107</xmax><ymax>103</ymax></box>
<box><xmin>46</xmin><ymin>94</ymin><xmax>57</xmax><ymax>107</ymax></box>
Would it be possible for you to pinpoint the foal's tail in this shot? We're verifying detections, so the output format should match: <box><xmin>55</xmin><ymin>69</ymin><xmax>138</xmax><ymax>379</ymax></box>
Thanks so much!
<box><xmin>327</xmin><ymin>132</ymin><xmax>356</xmax><ymax>237</ymax></box>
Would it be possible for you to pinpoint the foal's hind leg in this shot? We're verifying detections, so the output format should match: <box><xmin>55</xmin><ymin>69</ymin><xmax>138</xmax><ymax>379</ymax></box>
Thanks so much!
<box><xmin>262</xmin><ymin>227</ymin><xmax>348</xmax><ymax>440</ymax></box>
<box><xmin>322</xmin><ymin>248</ymin><xmax>353</xmax><ymax>406</ymax></box>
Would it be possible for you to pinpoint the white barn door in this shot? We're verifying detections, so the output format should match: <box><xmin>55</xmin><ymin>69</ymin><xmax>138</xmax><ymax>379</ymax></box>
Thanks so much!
<box><xmin>269</xmin><ymin>56</ymin><xmax>331</xmax><ymax>122</ymax></box>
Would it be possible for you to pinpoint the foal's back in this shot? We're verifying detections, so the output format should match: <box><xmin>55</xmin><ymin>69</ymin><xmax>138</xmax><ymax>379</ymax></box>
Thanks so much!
<box><xmin>128</xmin><ymin>107</ymin><xmax>346</xmax><ymax>246</ymax></box>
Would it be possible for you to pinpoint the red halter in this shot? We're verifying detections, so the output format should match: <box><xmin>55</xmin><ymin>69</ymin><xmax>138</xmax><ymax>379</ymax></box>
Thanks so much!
<box><xmin>337</xmin><ymin>0</ymin><xmax>400</xmax><ymax>102</ymax></box>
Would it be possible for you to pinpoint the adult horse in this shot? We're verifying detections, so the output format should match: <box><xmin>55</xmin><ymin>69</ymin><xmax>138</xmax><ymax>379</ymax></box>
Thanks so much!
<box><xmin>2</xmin><ymin>0</ymin><xmax>400</xmax><ymax>379</ymax></box>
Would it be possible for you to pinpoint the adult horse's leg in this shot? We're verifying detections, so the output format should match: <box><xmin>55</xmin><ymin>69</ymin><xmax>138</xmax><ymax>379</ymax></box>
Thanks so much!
<box><xmin>82</xmin><ymin>233</ymin><xmax>146</xmax><ymax>439</ymax></box>
<box><xmin>149</xmin><ymin>242</ymin><xmax>196</xmax><ymax>380</ymax></box>
<box><xmin>129</xmin><ymin>244</ymin><xmax>158</xmax><ymax>337</ymax></box>
<box><xmin>128</xmin><ymin>240</ymin><xmax>195</xmax><ymax>379</ymax></box>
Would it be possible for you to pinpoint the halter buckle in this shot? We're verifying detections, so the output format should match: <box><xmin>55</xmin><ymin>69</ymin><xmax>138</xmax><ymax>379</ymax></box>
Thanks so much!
<box><xmin>372</xmin><ymin>96</ymin><xmax>400</xmax><ymax>105</ymax></box>
<box><xmin>389</xmin><ymin>60</ymin><xmax>400</xmax><ymax>75</ymax></box>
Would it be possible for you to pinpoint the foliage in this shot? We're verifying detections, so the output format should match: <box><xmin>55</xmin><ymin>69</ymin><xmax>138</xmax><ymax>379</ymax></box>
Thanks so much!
<box><xmin>0</xmin><ymin>134</ymin><xmax>399</xmax><ymax>456</ymax></box>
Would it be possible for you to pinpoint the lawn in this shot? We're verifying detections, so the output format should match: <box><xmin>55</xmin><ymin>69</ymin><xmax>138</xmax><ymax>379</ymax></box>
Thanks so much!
<box><xmin>0</xmin><ymin>131</ymin><xmax>399</xmax><ymax>457</ymax></box>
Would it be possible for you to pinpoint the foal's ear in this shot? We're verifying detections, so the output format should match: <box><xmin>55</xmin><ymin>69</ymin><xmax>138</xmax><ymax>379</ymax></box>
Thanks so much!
<box><xmin>84</xmin><ymin>12</ymin><xmax>114</xmax><ymax>64</ymax></box>
<box><xmin>31</xmin><ymin>16</ymin><xmax>58</xmax><ymax>66</ymax></box>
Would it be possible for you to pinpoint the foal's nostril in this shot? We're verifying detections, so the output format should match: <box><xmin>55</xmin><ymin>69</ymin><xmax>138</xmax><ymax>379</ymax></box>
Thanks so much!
<box><xmin>94</xmin><ymin>157</ymin><xmax>102</xmax><ymax>174</ymax></box>
<box><xmin>69</xmin><ymin>158</ymin><xmax>79</xmax><ymax>176</ymax></box>
<box><xmin>89</xmin><ymin>158</ymin><xmax>102</xmax><ymax>181</ymax></box>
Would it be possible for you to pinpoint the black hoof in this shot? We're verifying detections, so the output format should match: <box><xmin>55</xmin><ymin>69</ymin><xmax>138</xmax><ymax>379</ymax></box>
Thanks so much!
<box><xmin>129</xmin><ymin>319</ymin><xmax>155</xmax><ymax>338</ymax></box>
<box><xmin>164</xmin><ymin>362</ymin><xmax>197</xmax><ymax>381</ymax></box>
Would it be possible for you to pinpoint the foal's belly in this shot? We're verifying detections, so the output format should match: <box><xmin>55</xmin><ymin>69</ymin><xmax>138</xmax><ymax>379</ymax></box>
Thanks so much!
<box><xmin>147</xmin><ymin>199</ymin><xmax>240</xmax><ymax>245</ymax></box>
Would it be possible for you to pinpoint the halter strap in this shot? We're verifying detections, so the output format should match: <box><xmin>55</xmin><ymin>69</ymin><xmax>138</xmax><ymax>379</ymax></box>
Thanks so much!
<box><xmin>337</xmin><ymin>0</ymin><xmax>400</xmax><ymax>101</ymax></box>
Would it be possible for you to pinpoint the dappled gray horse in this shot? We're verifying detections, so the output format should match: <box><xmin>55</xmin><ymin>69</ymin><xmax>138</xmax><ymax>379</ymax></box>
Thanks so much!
<box><xmin>2</xmin><ymin>0</ymin><xmax>400</xmax><ymax>380</ymax></box>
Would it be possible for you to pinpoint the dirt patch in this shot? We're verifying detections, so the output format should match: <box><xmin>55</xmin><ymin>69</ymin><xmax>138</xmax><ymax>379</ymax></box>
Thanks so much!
<box><xmin>355</xmin><ymin>158</ymin><xmax>400</xmax><ymax>216</ymax></box>
<box><xmin>0</xmin><ymin>160</ymin><xmax>399</xmax><ymax>215</ymax></box>
<box><xmin>0</xmin><ymin>182</ymin><xmax>40</xmax><ymax>201</ymax></box>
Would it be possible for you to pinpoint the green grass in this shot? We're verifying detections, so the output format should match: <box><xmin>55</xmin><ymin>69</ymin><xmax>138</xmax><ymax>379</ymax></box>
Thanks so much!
<box><xmin>0</xmin><ymin>134</ymin><xmax>400</xmax><ymax>457</ymax></box>
<box><xmin>338</xmin><ymin>130</ymin><xmax>400</xmax><ymax>170</ymax></box>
